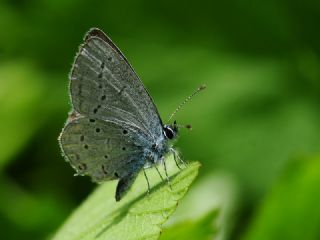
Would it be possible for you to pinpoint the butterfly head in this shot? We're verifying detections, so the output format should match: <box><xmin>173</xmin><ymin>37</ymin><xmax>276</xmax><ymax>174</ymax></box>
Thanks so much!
<box><xmin>163</xmin><ymin>120</ymin><xmax>192</xmax><ymax>140</ymax></box>
<box><xmin>163</xmin><ymin>121</ymin><xmax>179</xmax><ymax>140</ymax></box>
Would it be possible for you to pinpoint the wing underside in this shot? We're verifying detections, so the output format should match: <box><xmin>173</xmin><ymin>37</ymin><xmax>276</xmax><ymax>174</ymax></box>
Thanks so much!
<box><xmin>59</xmin><ymin>116</ymin><xmax>146</xmax><ymax>182</ymax></box>
<box><xmin>69</xmin><ymin>29</ymin><xmax>163</xmax><ymax>141</ymax></box>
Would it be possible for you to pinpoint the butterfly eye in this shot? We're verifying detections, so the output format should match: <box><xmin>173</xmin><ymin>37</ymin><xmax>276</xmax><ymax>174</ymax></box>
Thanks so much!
<box><xmin>164</xmin><ymin>126</ymin><xmax>175</xmax><ymax>139</ymax></box>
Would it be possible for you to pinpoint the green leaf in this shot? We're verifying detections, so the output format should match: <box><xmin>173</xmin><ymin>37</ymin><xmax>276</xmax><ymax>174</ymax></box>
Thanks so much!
<box><xmin>160</xmin><ymin>209</ymin><xmax>218</xmax><ymax>240</ymax></box>
<box><xmin>52</xmin><ymin>160</ymin><xmax>200</xmax><ymax>240</ymax></box>
<box><xmin>243</xmin><ymin>155</ymin><xmax>320</xmax><ymax>240</ymax></box>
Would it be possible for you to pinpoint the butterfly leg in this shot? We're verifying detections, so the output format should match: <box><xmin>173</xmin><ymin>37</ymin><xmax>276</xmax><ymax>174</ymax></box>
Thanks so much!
<box><xmin>170</xmin><ymin>148</ymin><xmax>187</xmax><ymax>169</ymax></box>
<box><xmin>162</xmin><ymin>159</ymin><xmax>172</xmax><ymax>190</ymax></box>
<box><xmin>177</xmin><ymin>153</ymin><xmax>187</xmax><ymax>168</ymax></box>
<box><xmin>173</xmin><ymin>151</ymin><xmax>182</xmax><ymax>170</ymax></box>
<box><xmin>154</xmin><ymin>164</ymin><xmax>164</xmax><ymax>181</ymax></box>
<box><xmin>142</xmin><ymin>168</ymin><xmax>151</xmax><ymax>195</ymax></box>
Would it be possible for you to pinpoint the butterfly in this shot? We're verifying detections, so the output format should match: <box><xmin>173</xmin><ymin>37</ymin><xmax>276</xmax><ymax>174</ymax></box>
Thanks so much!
<box><xmin>59</xmin><ymin>28</ymin><xmax>204</xmax><ymax>201</ymax></box>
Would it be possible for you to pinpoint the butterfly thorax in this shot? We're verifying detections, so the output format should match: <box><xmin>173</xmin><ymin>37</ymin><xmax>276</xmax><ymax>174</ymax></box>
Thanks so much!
<box><xmin>143</xmin><ymin>124</ymin><xmax>178</xmax><ymax>167</ymax></box>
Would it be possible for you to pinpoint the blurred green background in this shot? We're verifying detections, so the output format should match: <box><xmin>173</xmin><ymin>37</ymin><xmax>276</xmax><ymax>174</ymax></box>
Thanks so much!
<box><xmin>1</xmin><ymin>0</ymin><xmax>320</xmax><ymax>239</ymax></box>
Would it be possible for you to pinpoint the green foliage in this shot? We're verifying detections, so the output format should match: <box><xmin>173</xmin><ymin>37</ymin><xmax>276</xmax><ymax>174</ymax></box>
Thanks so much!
<box><xmin>243</xmin><ymin>156</ymin><xmax>320</xmax><ymax>240</ymax></box>
<box><xmin>1</xmin><ymin>0</ymin><xmax>320</xmax><ymax>239</ymax></box>
<box><xmin>0</xmin><ymin>62</ymin><xmax>45</xmax><ymax>170</ymax></box>
<box><xmin>160</xmin><ymin>210</ymin><xmax>218</xmax><ymax>240</ymax></box>
<box><xmin>52</xmin><ymin>161</ymin><xmax>200</xmax><ymax>240</ymax></box>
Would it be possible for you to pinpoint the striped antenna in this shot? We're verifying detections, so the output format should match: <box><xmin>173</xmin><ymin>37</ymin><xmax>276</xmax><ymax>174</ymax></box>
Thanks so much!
<box><xmin>168</xmin><ymin>84</ymin><xmax>206</xmax><ymax>122</ymax></box>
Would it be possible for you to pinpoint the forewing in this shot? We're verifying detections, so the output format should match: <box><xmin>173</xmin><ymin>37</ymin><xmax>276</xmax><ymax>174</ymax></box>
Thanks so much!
<box><xmin>59</xmin><ymin>116</ymin><xmax>146</xmax><ymax>182</ymax></box>
<box><xmin>69</xmin><ymin>28</ymin><xmax>163</xmax><ymax>140</ymax></box>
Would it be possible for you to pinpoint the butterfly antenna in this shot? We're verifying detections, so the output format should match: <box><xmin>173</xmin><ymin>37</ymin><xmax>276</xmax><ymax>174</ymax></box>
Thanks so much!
<box><xmin>168</xmin><ymin>84</ymin><xmax>206</xmax><ymax>122</ymax></box>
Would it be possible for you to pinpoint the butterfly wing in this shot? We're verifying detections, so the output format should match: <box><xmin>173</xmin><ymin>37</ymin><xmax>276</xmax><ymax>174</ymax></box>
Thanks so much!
<box><xmin>59</xmin><ymin>29</ymin><xmax>166</xmax><ymax>200</ymax></box>
<box><xmin>69</xmin><ymin>28</ymin><xmax>163</xmax><ymax>141</ymax></box>
<box><xmin>59</xmin><ymin>116</ymin><xmax>146</xmax><ymax>183</ymax></box>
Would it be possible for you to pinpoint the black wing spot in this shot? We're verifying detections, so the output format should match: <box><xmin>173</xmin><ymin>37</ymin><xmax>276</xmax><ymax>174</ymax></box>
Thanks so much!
<box><xmin>78</xmin><ymin>163</ymin><xmax>87</xmax><ymax>170</ymax></box>
<box><xmin>98</xmin><ymin>72</ymin><xmax>103</xmax><ymax>78</ymax></box>
<box><xmin>89</xmin><ymin>119</ymin><xmax>95</xmax><ymax>123</ymax></box>
<box><xmin>100</xmin><ymin>62</ymin><xmax>105</xmax><ymax>69</ymax></box>
<box><xmin>80</xmin><ymin>135</ymin><xmax>84</xmax><ymax>142</ymax></box>
<box><xmin>93</xmin><ymin>105</ymin><xmax>101</xmax><ymax>114</ymax></box>
<box><xmin>122</xmin><ymin>147</ymin><xmax>126</xmax><ymax>151</ymax></box>
<box><xmin>123</xmin><ymin>129</ymin><xmax>128</xmax><ymax>134</ymax></box>
<box><xmin>104</xmin><ymin>155</ymin><xmax>108</xmax><ymax>159</ymax></box>
<box><xmin>102</xmin><ymin>165</ymin><xmax>108</xmax><ymax>174</ymax></box>
<box><xmin>96</xmin><ymin>128</ymin><xmax>101</xmax><ymax>133</ymax></box>
<box><xmin>101</xmin><ymin>95</ymin><xmax>106</xmax><ymax>100</ymax></box>
<box><xmin>84</xmin><ymin>144</ymin><xmax>89</xmax><ymax>149</ymax></box>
